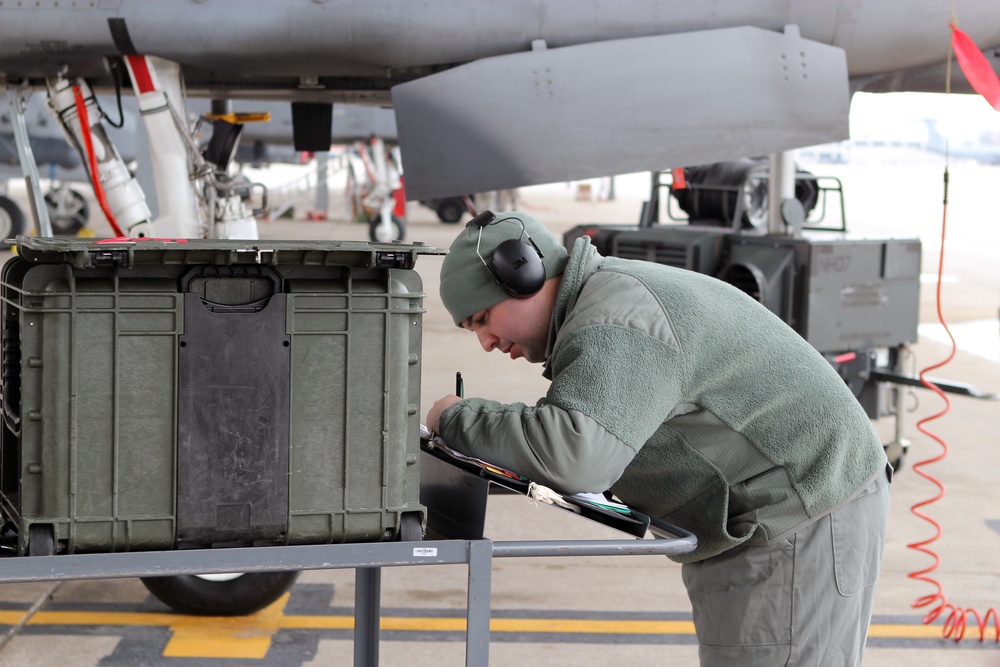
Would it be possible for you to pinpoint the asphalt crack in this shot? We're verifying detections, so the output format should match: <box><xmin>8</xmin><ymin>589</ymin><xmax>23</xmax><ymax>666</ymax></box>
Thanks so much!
<box><xmin>0</xmin><ymin>581</ymin><xmax>64</xmax><ymax>652</ymax></box>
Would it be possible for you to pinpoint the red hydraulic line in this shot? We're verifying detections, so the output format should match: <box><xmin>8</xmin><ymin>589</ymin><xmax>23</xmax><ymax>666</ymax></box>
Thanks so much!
<box><xmin>72</xmin><ymin>85</ymin><xmax>126</xmax><ymax>238</ymax></box>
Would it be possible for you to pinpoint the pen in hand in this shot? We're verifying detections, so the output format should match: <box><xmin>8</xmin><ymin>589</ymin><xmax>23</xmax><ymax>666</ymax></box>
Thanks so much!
<box><xmin>456</xmin><ymin>371</ymin><xmax>464</xmax><ymax>398</ymax></box>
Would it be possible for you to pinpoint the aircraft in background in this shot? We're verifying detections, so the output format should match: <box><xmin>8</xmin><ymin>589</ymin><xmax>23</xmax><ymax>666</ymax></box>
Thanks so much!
<box><xmin>924</xmin><ymin>118</ymin><xmax>1000</xmax><ymax>164</ymax></box>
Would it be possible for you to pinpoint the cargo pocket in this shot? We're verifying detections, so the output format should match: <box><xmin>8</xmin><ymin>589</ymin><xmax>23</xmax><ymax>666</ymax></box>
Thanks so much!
<box><xmin>831</xmin><ymin>477</ymin><xmax>888</xmax><ymax>597</ymax></box>
<box><xmin>682</xmin><ymin>537</ymin><xmax>794</xmax><ymax>652</ymax></box>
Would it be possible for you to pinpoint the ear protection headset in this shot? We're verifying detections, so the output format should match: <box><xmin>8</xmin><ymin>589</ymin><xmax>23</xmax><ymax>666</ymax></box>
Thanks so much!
<box><xmin>466</xmin><ymin>210</ymin><xmax>546</xmax><ymax>298</ymax></box>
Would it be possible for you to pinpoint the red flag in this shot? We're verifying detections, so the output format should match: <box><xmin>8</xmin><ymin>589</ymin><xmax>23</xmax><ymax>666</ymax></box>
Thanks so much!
<box><xmin>950</xmin><ymin>22</ymin><xmax>1000</xmax><ymax>111</ymax></box>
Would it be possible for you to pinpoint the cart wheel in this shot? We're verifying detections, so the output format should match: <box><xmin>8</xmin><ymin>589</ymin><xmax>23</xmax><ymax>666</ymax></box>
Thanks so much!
<box><xmin>27</xmin><ymin>523</ymin><xmax>55</xmax><ymax>557</ymax></box>
<box><xmin>399</xmin><ymin>511</ymin><xmax>424</xmax><ymax>542</ymax></box>
<box><xmin>368</xmin><ymin>214</ymin><xmax>405</xmax><ymax>242</ymax></box>
<box><xmin>436</xmin><ymin>198</ymin><xmax>465</xmax><ymax>224</ymax></box>
<box><xmin>0</xmin><ymin>196</ymin><xmax>26</xmax><ymax>249</ymax></box>
<box><xmin>141</xmin><ymin>570</ymin><xmax>299</xmax><ymax>616</ymax></box>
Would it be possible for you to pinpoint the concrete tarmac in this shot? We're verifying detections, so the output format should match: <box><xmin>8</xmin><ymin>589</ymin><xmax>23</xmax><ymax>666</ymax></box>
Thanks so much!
<box><xmin>0</xmin><ymin>159</ymin><xmax>998</xmax><ymax>665</ymax></box>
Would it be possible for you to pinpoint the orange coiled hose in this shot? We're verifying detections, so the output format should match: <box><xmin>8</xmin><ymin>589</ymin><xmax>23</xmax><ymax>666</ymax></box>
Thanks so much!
<box><xmin>906</xmin><ymin>167</ymin><xmax>999</xmax><ymax>642</ymax></box>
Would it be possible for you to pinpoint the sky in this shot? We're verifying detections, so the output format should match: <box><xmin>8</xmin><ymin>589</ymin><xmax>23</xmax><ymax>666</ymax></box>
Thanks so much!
<box><xmin>849</xmin><ymin>91</ymin><xmax>1000</xmax><ymax>144</ymax></box>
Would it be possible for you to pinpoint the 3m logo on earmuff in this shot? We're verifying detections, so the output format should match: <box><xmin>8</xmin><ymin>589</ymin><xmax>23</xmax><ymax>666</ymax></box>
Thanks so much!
<box><xmin>467</xmin><ymin>211</ymin><xmax>546</xmax><ymax>298</ymax></box>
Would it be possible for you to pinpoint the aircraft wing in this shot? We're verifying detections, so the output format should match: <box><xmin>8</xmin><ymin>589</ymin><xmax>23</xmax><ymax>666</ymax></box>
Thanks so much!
<box><xmin>3</xmin><ymin>0</ymin><xmax>1000</xmax><ymax>204</ymax></box>
<box><xmin>854</xmin><ymin>48</ymin><xmax>1000</xmax><ymax>96</ymax></box>
<box><xmin>393</xmin><ymin>26</ymin><xmax>849</xmax><ymax>201</ymax></box>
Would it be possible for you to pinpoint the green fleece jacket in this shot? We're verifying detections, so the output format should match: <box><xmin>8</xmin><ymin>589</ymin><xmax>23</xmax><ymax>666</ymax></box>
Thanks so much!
<box><xmin>439</xmin><ymin>238</ymin><xmax>886</xmax><ymax>562</ymax></box>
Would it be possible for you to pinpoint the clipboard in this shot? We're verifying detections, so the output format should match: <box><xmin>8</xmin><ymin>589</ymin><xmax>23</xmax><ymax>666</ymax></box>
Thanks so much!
<box><xmin>420</xmin><ymin>437</ymin><xmax>656</xmax><ymax>539</ymax></box>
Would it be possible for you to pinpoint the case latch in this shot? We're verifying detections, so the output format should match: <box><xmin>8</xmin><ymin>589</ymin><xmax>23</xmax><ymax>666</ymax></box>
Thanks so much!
<box><xmin>87</xmin><ymin>249</ymin><xmax>129</xmax><ymax>268</ymax></box>
<box><xmin>375</xmin><ymin>251</ymin><xmax>414</xmax><ymax>270</ymax></box>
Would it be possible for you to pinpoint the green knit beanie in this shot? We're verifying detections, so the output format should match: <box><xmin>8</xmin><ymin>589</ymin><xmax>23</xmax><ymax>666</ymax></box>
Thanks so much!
<box><xmin>440</xmin><ymin>211</ymin><xmax>569</xmax><ymax>326</ymax></box>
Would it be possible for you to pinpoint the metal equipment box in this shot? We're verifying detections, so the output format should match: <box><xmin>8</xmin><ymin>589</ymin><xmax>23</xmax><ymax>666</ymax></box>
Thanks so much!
<box><xmin>569</xmin><ymin>223</ymin><xmax>921</xmax><ymax>355</ymax></box>
<box><xmin>0</xmin><ymin>237</ymin><xmax>443</xmax><ymax>556</ymax></box>
<box><xmin>721</xmin><ymin>234</ymin><xmax>921</xmax><ymax>353</ymax></box>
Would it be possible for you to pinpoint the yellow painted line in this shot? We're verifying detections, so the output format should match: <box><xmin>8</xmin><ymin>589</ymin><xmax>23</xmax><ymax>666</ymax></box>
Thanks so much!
<box><xmin>381</xmin><ymin>616</ymin><xmax>467</xmax><ymax>632</ymax></box>
<box><xmin>869</xmin><ymin>623</ymin><xmax>997</xmax><ymax>641</ymax></box>
<box><xmin>162</xmin><ymin>593</ymin><xmax>291</xmax><ymax>659</ymax></box>
<box><xmin>491</xmin><ymin>618</ymin><xmax>696</xmax><ymax>635</ymax></box>
<box><xmin>28</xmin><ymin>611</ymin><xmax>179</xmax><ymax>626</ymax></box>
<box><xmin>163</xmin><ymin>619</ymin><xmax>274</xmax><ymax>660</ymax></box>
<box><xmin>0</xmin><ymin>611</ymin><xmax>26</xmax><ymax>625</ymax></box>
<box><xmin>278</xmin><ymin>615</ymin><xmax>353</xmax><ymax>630</ymax></box>
<box><xmin>10</xmin><ymin>608</ymin><xmax>998</xmax><ymax>642</ymax></box>
<box><xmin>283</xmin><ymin>616</ymin><xmax>694</xmax><ymax>634</ymax></box>
<box><xmin>14</xmin><ymin>611</ymin><xmax>697</xmax><ymax>635</ymax></box>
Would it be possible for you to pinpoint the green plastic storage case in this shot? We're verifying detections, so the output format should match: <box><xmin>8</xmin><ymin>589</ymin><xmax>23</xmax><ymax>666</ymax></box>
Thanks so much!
<box><xmin>0</xmin><ymin>236</ymin><xmax>444</xmax><ymax>556</ymax></box>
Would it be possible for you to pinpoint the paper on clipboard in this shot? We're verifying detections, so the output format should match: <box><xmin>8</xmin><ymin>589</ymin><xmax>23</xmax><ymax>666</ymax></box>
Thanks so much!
<box><xmin>567</xmin><ymin>492</ymin><xmax>632</xmax><ymax>514</ymax></box>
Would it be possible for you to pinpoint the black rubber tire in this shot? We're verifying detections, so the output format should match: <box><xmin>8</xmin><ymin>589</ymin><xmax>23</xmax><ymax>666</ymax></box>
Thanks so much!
<box><xmin>0</xmin><ymin>196</ymin><xmax>27</xmax><ymax>249</ymax></box>
<box><xmin>368</xmin><ymin>214</ymin><xmax>406</xmax><ymax>242</ymax></box>
<box><xmin>44</xmin><ymin>188</ymin><xmax>89</xmax><ymax>235</ymax></box>
<box><xmin>435</xmin><ymin>198</ymin><xmax>464</xmax><ymax>224</ymax></box>
<box><xmin>141</xmin><ymin>571</ymin><xmax>300</xmax><ymax>616</ymax></box>
<box><xmin>27</xmin><ymin>523</ymin><xmax>55</xmax><ymax>557</ymax></box>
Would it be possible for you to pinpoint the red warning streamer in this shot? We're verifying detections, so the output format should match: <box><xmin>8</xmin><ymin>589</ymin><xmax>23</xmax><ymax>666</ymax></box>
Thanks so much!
<box><xmin>950</xmin><ymin>23</ymin><xmax>1000</xmax><ymax>110</ymax></box>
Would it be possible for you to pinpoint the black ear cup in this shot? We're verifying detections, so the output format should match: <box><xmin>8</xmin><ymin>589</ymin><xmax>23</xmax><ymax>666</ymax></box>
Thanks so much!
<box><xmin>491</xmin><ymin>238</ymin><xmax>545</xmax><ymax>297</ymax></box>
<box><xmin>469</xmin><ymin>210</ymin><xmax>547</xmax><ymax>298</ymax></box>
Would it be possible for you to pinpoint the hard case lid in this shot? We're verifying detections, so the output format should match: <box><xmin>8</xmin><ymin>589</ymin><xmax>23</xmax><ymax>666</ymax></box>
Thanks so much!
<box><xmin>12</xmin><ymin>236</ymin><xmax>446</xmax><ymax>271</ymax></box>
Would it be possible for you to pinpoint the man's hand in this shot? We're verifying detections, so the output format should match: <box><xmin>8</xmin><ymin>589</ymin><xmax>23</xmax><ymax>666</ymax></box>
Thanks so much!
<box><xmin>426</xmin><ymin>394</ymin><xmax>464</xmax><ymax>434</ymax></box>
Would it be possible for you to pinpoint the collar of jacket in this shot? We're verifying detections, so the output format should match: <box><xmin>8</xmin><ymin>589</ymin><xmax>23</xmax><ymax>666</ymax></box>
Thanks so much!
<box><xmin>542</xmin><ymin>236</ymin><xmax>603</xmax><ymax>379</ymax></box>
